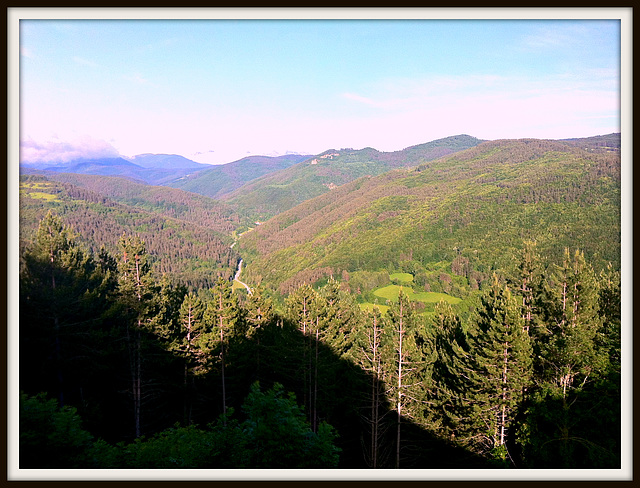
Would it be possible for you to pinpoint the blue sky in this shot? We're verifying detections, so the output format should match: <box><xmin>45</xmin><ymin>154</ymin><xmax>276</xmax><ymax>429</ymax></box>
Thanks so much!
<box><xmin>18</xmin><ymin>14</ymin><xmax>622</xmax><ymax>164</ymax></box>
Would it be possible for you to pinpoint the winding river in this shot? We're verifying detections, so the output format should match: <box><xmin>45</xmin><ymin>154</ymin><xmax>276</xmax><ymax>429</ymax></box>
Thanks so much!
<box><xmin>234</xmin><ymin>258</ymin><xmax>252</xmax><ymax>294</ymax></box>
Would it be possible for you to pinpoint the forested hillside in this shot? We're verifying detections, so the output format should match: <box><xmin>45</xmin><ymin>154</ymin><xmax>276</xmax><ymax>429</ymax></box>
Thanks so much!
<box><xmin>224</xmin><ymin>135</ymin><xmax>484</xmax><ymax>220</ymax></box>
<box><xmin>238</xmin><ymin>138</ymin><xmax>620</xmax><ymax>299</ymax></box>
<box><xmin>17</xmin><ymin>133</ymin><xmax>622</xmax><ymax>471</ymax></box>
<box><xmin>166</xmin><ymin>153</ymin><xmax>311</xmax><ymax>200</ymax></box>
<box><xmin>40</xmin><ymin>172</ymin><xmax>246</xmax><ymax>232</ymax></box>
<box><xmin>19</xmin><ymin>175</ymin><xmax>241</xmax><ymax>288</ymax></box>
<box><xmin>19</xmin><ymin>211</ymin><xmax>621</xmax><ymax>469</ymax></box>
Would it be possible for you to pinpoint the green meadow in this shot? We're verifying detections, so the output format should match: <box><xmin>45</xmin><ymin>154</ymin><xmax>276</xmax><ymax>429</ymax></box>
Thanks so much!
<box><xmin>359</xmin><ymin>280</ymin><xmax>461</xmax><ymax>316</ymax></box>
<box><xmin>373</xmin><ymin>284</ymin><xmax>461</xmax><ymax>304</ymax></box>
<box><xmin>20</xmin><ymin>182</ymin><xmax>61</xmax><ymax>202</ymax></box>
<box><xmin>358</xmin><ymin>302</ymin><xmax>390</xmax><ymax>315</ymax></box>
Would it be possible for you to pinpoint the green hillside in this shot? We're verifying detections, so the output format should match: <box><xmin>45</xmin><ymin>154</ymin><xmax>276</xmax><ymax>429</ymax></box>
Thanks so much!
<box><xmin>225</xmin><ymin>135</ymin><xmax>484</xmax><ymax>221</ymax></box>
<box><xmin>166</xmin><ymin>154</ymin><xmax>310</xmax><ymax>199</ymax></box>
<box><xmin>20</xmin><ymin>175</ymin><xmax>241</xmax><ymax>288</ymax></box>
<box><xmin>238</xmin><ymin>138</ymin><xmax>621</xmax><ymax>297</ymax></box>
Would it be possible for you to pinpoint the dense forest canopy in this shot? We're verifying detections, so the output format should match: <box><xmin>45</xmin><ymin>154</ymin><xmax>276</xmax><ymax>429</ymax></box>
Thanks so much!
<box><xmin>16</xmin><ymin>134</ymin><xmax>623</xmax><ymax>473</ymax></box>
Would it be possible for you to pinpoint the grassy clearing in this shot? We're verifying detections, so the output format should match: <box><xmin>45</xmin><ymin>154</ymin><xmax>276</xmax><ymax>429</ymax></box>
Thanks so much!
<box><xmin>373</xmin><ymin>284</ymin><xmax>461</xmax><ymax>305</ymax></box>
<box><xmin>389</xmin><ymin>272</ymin><xmax>414</xmax><ymax>283</ymax></box>
<box><xmin>20</xmin><ymin>190</ymin><xmax>60</xmax><ymax>202</ymax></box>
<box><xmin>359</xmin><ymin>302</ymin><xmax>390</xmax><ymax>315</ymax></box>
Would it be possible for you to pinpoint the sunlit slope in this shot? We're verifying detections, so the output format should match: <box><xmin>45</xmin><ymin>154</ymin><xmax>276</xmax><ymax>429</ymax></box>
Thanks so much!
<box><xmin>166</xmin><ymin>154</ymin><xmax>310</xmax><ymax>199</ymax></box>
<box><xmin>238</xmin><ymin>138</ymin><xmax>621</xmax><ymax>295</ymax></box>
<box><xmin>225</xmin><ymin>135</ymin><xmax>484</xmax><ymax>220</ymax></box>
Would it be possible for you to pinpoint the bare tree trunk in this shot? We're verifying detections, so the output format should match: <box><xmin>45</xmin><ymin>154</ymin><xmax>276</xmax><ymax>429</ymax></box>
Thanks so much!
<box><xmin>135</xmin><ymin>327</ymin><xmax>141</xmax><ymax>438</ymax></box>
<box><xmin>371</xmin><ymin>314</ymin><xmax>381</xmax><ymax>468</ymax></box>
<box><xmin>500</xmin><ymin>340</ymin><xmax>508</xmax><ymax>446</ymax></box>
<box><xmin>396</xmin><ymin>299</ymin><xmax>404</xmax><ymax>469</ymax></box>
<box><xmin>220</xmin><ymin>314</ymin><xmax>227</xmax><ymax>425</ymax></box>
<box><xmin>313</xmin><ymin>319</ymin><xmax>319</xmax><ymax>433</ymax></box>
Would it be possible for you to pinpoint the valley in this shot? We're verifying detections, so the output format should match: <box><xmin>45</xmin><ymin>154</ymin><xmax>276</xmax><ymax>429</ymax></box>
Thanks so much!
<box><xmin>17</xmin><ymin>132</ymin><xmax>622</xmax><ymax>470</ymax></box>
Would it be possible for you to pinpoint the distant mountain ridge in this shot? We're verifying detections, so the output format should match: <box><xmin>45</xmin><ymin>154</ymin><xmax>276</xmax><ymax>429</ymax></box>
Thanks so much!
<box><xmin>20</xmin><ymin>154</ymin><xmax>210</xmax><ymax>186</ymax></box>
<box><xmin>166</xmin><ymin>153</ymin><xmax>311</xmax><ymax>200</ymax></box>
<box><xmin>126</xmin><ymin>153</ymin><xmax>208</xmax><ymax>170</ymax></box>
<box><xmin>237</xmin><ymin>136</ymin><xmax>621</xmax><ymax>296</ymax></box>
<box><xmin>223</xmin><ymin>134</ymin><xmax>485</xmax><ymax>220</ymax></box>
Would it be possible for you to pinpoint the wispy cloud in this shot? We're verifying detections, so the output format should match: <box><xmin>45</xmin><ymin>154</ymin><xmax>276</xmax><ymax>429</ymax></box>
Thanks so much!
<box><xmin>519</xmin><ymin>23</ymin><xmax>597</xmax><ymax>52</ymax></box>
<box><xmin>334</xmin><ymin>70</ymin><xmax>619</xmax><ymax>146</ymax></box>
<box><xmin>123</xmin><ymin>72</ymin><xmax>149</xmax><ymax>85</ymax></box>
<box><xmin>343</xmin><ymin>71</ymin><xmax>617</xmax><ymax>112</ymax></box>
<box><xmin>20</xmin><ymin>135</ymin><xmax>121</xmax><ymax>163</ymax></box>
<box><xmin>20</xmin><ymin>46</ymin><xmax>34</xmax><ymax>59</ymax></box>
<box><xmin>73</xmin><ymin>56</ymin><xmax>100</xmax><ymax>68</ymax></box>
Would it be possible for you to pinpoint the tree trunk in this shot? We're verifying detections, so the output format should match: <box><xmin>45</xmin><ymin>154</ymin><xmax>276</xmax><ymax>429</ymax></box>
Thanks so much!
<box><xmin>396</xmin><ymin>299</ymin><xmax>404</xmax><ymax>469</ymax></box>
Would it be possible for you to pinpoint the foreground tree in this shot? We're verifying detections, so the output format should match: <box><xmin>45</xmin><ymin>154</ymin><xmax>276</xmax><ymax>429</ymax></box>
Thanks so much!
<box><xmin>203</xmin><ymin>278</ymin><xmax>241</xmax><ymax>422</ymax></box>
<box><xmin>384</xmin><ymin>290</ymin><xmax>434</xmax><ymax>468</ymax></box>
<box><xmin>116</xmin><ymin>234</ymin><xmax>156</xmax><ymax>438</ymax></box>
<box><xmin>455</xmin><ymin>276</ymin><xmax>533</xmax><ymax>462</ymax></box>
<box><xmin>20</xmin><ymin>211</ymin><xmax>111</xmax><ymax>409</ymax></box>
<box><xmin>520</xmin><ymin>249</ymin><xmax>617</xmax><ymax>468</ymax></box>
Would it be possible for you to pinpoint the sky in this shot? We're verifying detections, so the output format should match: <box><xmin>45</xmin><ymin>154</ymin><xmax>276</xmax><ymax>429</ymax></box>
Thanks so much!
<box><xmin>17</xmin><ymin>12</ymin><xmax>623</xmax><ymax>165</ymax></box>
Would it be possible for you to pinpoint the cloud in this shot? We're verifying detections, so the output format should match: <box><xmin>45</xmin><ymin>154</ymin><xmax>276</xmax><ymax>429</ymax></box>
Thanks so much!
<box><xmin>20</xmin><ymin>135</ymin><xmax>121</xmax><ymax>164</ymax></box>
<box><xmin>342</xmin><ymin>92</ymin><xmax>384</xmax><ymax>107</ymax></box>
<box><xmin>73</xmin><ymin>56</ymin><xmax>100</xmax><ymax>68</ymax></box>
<box><xmin>123</xmin><ymin>72</ymin><xmax>149</xmax><ymax>85</ymax></box>
<box><xmin>20</xmin><ymin>46</ymin><xmax>34</xmax><ymax>59</ymax></box>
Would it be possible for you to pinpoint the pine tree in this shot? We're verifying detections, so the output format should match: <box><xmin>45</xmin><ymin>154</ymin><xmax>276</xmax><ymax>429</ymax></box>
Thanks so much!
<box><xmin>20</xmin><ymin>211</ymin><xmax>107</xmax><ymax>409</ymax></box>
<box><xmin>285</xmin><ymin>284</ymin><xmax>321</xmax><ymax>422</ymax></box>
<box><xmin>541</xmin><ymin>249</ymin><xmax>606</xmax><ymax>399</ymax></box>
<box><xmin>523</xmin><ymin>249</ymin><xmax>613</xmax><ymax>467</ymax></box>
<box><xmin>203</xmin><ymin>278</ymin><xmax>240</xmax><ymax>423</ymax></box>
<box><xmin>512</xmin><ymin>240</ymin><xmax>547</xmax><ymax>339</ymax></box>
<box><xmin>456</xmin><ymin>276</ymin><xmax>533</xmax><ymax>461</ymax></box>
<box><xmin>352</xmin><ymin>306</ymin><xmax>392</xmax><ymax>468</ymax></box>
<box><xmin>116</xmin><ymin>234</ymin><xmax>156</xmax><ymax>438</ymax></box>
<box><xmin>174</xmin><ymin>292</ymin><xmax>206</xmax><ymax>424</ymax></box>
<box><xmin>244</xmin><ymin>285</ymin><xmax>275</xmax><ymax>383</ymax></box>
<box><xmin>318</xmin><ymin>278</ymin><xmax>362</xmax><ymax>358</ymax></box>
<box><xmin>384</xmin><ymin>290</ymin><xmax>433</xmax><ymax>468</ymax></box>
<box><xmin>430</xmin><ymin>300</ymin><xmax>469</xmax><ymax>442</ymax></box>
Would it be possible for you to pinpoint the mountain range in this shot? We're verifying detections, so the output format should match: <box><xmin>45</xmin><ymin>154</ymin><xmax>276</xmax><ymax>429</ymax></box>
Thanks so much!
<box><xmin>19</xmin><ymin>132</ymin><xmax>621</xmax><ymax>299</ymax></box>
<box><xmin>237</xmin><ymin>136</ymin><xmax>621</xmax><ymax>296</ymax></box>
<box><xmin>20</xmin><ymin>154</ymin><xmax>210</xmax><ymax>186</ymax></box>
<box><xmin>222</xmin><ymin>135</ymin><xmax>485</xmax><ymax>220</ymax></box>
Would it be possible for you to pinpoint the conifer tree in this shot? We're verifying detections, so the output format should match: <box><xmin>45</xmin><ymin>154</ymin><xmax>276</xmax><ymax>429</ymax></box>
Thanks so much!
<box><xmin>285</xmin><ymin>284</ymin><xmax>321</xmax><ymax>421</ymax></box>
<box><xmin>384</xmin><ymin>290</ymin><xmax>433</xmax><ymax>468</ymax></box>
<box><xmin>244</xmin><ymin>285</ymin><xmax>275</xmax><ymax>382</ymax></box>
<box><xmin>174</xmin><ymin>292</ymin><xmax>206</xmax><ymax>424</ymax></box>
<box><xmin>203</xmin><ymin>278</ymin><xmax>240</xmax><ymax>422</ymax></box>
<box><xmin>456</xmin><ymin>276</ymin><xmax>532</xmax><ymax>461</ymax></box>
<box><xmin>318</xmin><ymin>278</ymin><xmax>362</xmax><ymax>358</ymax></box>
<box><xmin>20</xmin><ymin>211</ymin><xmax>104</xmax><ymax>408</ymax></box>
<box><xmin>430</xmin><ymin>300</ymin><xmax>469</xmax><ymax>441</ymax></box>
<box><xmin>352</xmin><ymin>306</ymin><xmax>392</xmax><ymax>468</ymax></box>
<box><xmin>116</xmin><ymin>234</ymin><xmax>156</xmax><ymax>438</ymax></box>
<box><xmin>513</xmin><ymin>240</ymin><xmax>547</xmax><ymax>339</ymax></box>
<box><xmin>523</xmin><ymin>249</ymin><xmax>613</xmax><ymax>467</ymax></box>
<box><xmin>541</xmin><ymin>249</ymin><xmax>606</xmax><ymax>399</ymax></box>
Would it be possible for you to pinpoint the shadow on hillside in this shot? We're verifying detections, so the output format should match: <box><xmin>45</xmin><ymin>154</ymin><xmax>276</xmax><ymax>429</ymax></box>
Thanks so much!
<box><xmin>19</xmin><ymin>280</ymin><xmax>493</xmax><ymax>470</ymax></box>
<box><xmin>186</xmin><ymin>316</ymin><xmax>494</xmax><ymax>470</ymax></box>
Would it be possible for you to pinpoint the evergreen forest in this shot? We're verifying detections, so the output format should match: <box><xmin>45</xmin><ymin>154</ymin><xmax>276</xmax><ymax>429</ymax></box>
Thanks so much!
<box><xmin>16</xmin><ymin>135</ymin><xmax>623</xmax><ymax>472</ymax></box>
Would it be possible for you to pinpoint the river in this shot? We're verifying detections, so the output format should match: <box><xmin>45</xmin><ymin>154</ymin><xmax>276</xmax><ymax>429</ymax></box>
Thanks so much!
<box><xmin>234</xmin><ymin>258</ymin><xmax>252</xmax><ymax>294</ymax></box>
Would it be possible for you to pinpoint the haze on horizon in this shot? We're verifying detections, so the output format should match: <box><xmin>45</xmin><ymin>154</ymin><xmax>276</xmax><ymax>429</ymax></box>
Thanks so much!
<box><xmin>17</xmin><ymin>12</ymin><xmax>621</xmax><ymax>165</ymax></box>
